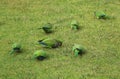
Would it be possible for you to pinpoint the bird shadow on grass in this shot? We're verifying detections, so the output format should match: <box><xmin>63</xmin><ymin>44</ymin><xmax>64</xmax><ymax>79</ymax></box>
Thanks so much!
<box><xmin>94</xmin><ymin>15</ymin><xmax>116</xmax><ymax>20</ymax></box>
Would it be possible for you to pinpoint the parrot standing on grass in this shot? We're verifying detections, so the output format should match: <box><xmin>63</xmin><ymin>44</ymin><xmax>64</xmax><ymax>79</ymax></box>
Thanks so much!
<box><xmin>38</xmin><ymin>38</ymin><xmax>62</xmax><ymax>48</ymax></box>
<box><xmin>72</xmin><ymin>44</ymin><xmax>85</xmax><ymax>56</ymax></box>
<box><xmin>71</xmin><ymin>20</ymin><xmax>79</xmax><ymax>30</ymax></box>
<box><xmin>10</xmin><ymin>43</ymin><xmax>21</xmax><ymax>54</ymax></box>
<box><xmin>33</xmin><ymin>50</ymin><xmax>47</xmax><ymax>60</ymax></box>
<box><xmin>38</xmin><ymin>23</ymin><xmax>53</xmax><ymax>33</ymax></box>
<box><xmin>94</xmin><ymin>11</ymin><xmax>109</xmax><ymax>19</ymax></box>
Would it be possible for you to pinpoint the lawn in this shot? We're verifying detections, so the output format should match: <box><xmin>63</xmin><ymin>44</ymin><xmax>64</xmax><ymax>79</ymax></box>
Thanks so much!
<box><xmin>0</xmin><ymin>0</ymin><xmax>120</xmax><ymax>79</ymax></box>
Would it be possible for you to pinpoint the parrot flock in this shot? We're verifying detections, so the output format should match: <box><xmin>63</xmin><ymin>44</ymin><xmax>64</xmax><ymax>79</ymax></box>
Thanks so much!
<box><xmin>9</xmin><ymin>11</ymin><xmax>111</xmax><ymax>61</ymax></box>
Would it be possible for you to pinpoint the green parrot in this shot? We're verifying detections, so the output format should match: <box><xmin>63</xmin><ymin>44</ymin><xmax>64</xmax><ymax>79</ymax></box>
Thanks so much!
<box><xmin>38</xmin><ymin>38</ymin><xmax>62</xmax><ymax>48</ymax></box>
<box><xmin>94</xmin><ymin>11</ymin><xmax>109</xmax><ymax>19</ymax></box>
<box><xmin>72</xmin><ymin>44</ymin><xmax>85</xmax><ymax>56</ymax></box>
<box><xmin>71</xmin><ymin>20</ymin><xmax>79</xmax><ymax>30</ymax></box>
<box><xmin>10</xmin><ymin>43</ymin><xmax>21</xmax><ymax>54</ymax></box>
<box><xmin>33</xmin><ymin>50</ymin><xmax>47</xmax><ymax>60</ymax></box>
<box><xmin>39</xmin><ymin>23</ymin><xmax>53</xmax><ymax>33</ymax></box>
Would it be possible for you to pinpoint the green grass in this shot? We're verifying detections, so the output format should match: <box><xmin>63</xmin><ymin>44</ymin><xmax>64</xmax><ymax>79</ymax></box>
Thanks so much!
<box><xmin>0</xmin><ymin>0</ymin><xmax>120</xmax><ymax>79</ymax></box>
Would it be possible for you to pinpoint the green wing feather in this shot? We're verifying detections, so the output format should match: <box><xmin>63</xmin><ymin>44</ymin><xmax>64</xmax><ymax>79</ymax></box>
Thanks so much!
<box><xmin>33</xmin><ymin>50</ymin><xmax>46</xmax><ymax>59</ymax></box>
<box><xmin>42</xmin><ymin>38</ymin><xmax>57</xmax><ymax>47</ymax></box>
<box><xmin>12</xmin><ymin>43</ymin><xmax>21</xmax><ymax>49</ymax></box>
<box><xmin>43</xmin><ymin>23</ymin><xmax>52</xmax><ymax>29</ymax></box>
<box><xmin>74</xmin><ymin>50</ymin><xmax>79</xmax><ymax>56</ymax></box>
